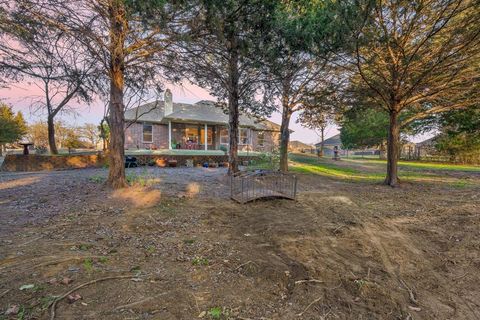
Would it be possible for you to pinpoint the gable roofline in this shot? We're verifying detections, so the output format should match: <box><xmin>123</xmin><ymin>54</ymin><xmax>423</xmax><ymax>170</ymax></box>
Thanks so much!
<box><xmin>314</xmin><ymin>134</ymin><xmax>342</xmax><ymax>147</ymax></box>
<box><xmin>125</xmin><ymin>99</ymin><xmax>282</xmax><ymax>131</ymax></box>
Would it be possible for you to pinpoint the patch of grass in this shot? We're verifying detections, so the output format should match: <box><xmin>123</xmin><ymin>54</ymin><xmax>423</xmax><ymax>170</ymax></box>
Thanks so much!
<box><xmin>354</xmin><ymin>279</ymin><xmax>367</xmax><ymax>290</ymax></box>
<box><xmin>126</xmin><ymin>171</ymin><xmax>157</xmax><ymax>187</ymax></box>
<box><xmin>208</xmin><ymin>307</ymin><xmax>223</xmax><ymax>319</ymax></box>
<box><xmin>88</xmin><ymin>174</ymin><xmax>104</xmax><ymax>184</ymax></box>
<box><xmin>40</xmin><ymin>296</ymin><xmax>57</xmax><ymax>311</ymax></box>
<box><xmin>399</xmin><ymin>160</ymin><xmax>480</xmax><ymax>172</ymax></box>
<box><xmin>32</xmin><ymin>285</ymin><xmax>45</xmax><ymax>292</ymax></box>
<box><xmin>348</xmin><ymin>158</ymin><xmax>480</xmax><ymax>172</ymax></box>
<box><xmin>83</xmin><ymin>258</ymin><xmax>94</xmax><ymax>273</ymax></box>
<box><xmin>145</xmin><ymin>245</ymin><xmax>156</xmax><ymax>254</ymax></box>
<box><xmin>156</xmin><ymin>199</ymin><xmax>181</xmax><ymax>215</ymax></box>
<box><xmin>192</xmin><ymin>257</ymin><xmax>209</xmax><ymax>266</ymax></box>
<box><xmin>289</xmin><ymin>153</ymin><xmax>477</xmax><ymax>186</ymax></box>
<box><xmin>130</xmin><ymin>265</ymin><xmax>141</xmax><ymax>275</ymax></box>
<box><xmin>98</xmin><ymin>256</ymin><xmax>108</xmax><ymax>264</ymax></box>
<box><xmin>79</xmin><ymin>244</ymin><xmax>92</xmax><ymax>251</ymax></box>
<box><xmin>450</xmin><ymin>179</ymin><xmax>471</xmax><ymax>189</ymax></box>
<box><xmin>290</xmin><ymin>155</ymin><xmax>379</xmax><ymax>182</ymax></box>
<box><xmin>17</xmin><ymin>305</ymin><xmax>26</xmax><ymax>320</ymax></box>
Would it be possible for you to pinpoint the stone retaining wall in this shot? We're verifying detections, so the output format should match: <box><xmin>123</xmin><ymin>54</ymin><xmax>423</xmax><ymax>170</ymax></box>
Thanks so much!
<box><xmin>1</xmin><ymin>153</ymin><xmax>258</xmax><ymax>172</ymax></box>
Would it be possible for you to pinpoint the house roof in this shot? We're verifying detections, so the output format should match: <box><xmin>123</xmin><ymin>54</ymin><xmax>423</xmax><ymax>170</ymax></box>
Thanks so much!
<box><xmin>289</xmin><ymin>140</ymin><xmax>313</xmax><ymax>149</ymax></box>
<box><xmin>125</xmin><ymin>100</ymin><xmax>281</xmax><ymax>131</ymax></box>
<box><xmin>314</xmin><ymin>134</ymin><xmax>342</xmax><ymax>147</ymax></box>
<box><xmin>416</xmin><ymin>136</ymin><xmax>438</xmax><ymax>146</ymax></box>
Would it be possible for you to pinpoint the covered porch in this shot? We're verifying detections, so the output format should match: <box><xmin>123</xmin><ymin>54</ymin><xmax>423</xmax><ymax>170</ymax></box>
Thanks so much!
<box><xmin>166</xmin><ymin>121</ymin><xmax>253</xmax><ymax>152</ymax></box>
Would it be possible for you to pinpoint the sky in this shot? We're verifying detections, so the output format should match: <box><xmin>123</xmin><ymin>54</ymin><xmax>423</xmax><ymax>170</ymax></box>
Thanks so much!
<box><xmin>0</xmin><ymin>81</ymin><xmax>338</xmax><ymax>145</ymax></box>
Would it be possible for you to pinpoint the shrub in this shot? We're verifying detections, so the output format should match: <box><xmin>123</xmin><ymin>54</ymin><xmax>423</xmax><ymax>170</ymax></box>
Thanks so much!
<box><xmin>219</xmin><ymin>145</ymin><xmax>228</xmax><ymax>154</ymax></box>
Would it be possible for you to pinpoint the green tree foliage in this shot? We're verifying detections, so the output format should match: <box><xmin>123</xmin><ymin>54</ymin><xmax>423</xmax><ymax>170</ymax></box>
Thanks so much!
<box><xmin>340</xmin><ymin>107</ymin><xmax>388</xmax><ymax>150</ymax></box>
<box><xmin>27</xmin><ymin>121</ymin><xmax>86</xmax><ymax>151</ymax></box>
<box><xmin>435</xmin><ymin>106</ymin><xmax>480</xmax><ymax>162</ymax></box>
<box><xmin>0</xmin><ymin>103</ymin><xmax>27</xmax><ymax>154</ymax></box>
<box><xmin>78</xmin><ymin>123</ymin><xmax>100</xmax><ymax>148</ymax></box>
<box><xmin>173</xmin><ymin>0</ymin><xmax>278</xmax><ymax>173</ymax></box>
<box><xmin>64</xmin><ymin>130</ymin><xmax>86</xmax><ymax>149</ymax></box>
<box><xmin>347</xmin><ymin>0</ymin><xmax>480</xmax><ymax>186</ymax></box>
<box><xmin>264</xmin><ymin>0</ymin><xmax>355</xmax><ymax>170</ymax></box>
<box><xmin>98</xmin><ymin>118</ymin><xmax>110</xmax><ymax>151</ymax></box>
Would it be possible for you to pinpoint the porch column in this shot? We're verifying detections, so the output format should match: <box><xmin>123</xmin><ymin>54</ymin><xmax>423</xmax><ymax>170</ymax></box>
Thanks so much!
<box><xmin>204</xmin><ymin>123</ymin><xmax>208</xmax><ymax>151</ymax></box>
<box><xmin>168</xmin><ymin>121</ymin><xmax>172</xmax><ymax>150</ymax></box>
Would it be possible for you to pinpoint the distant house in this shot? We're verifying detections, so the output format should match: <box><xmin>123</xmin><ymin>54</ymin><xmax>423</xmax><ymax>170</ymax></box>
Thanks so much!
<box><xmin>124</xmin><ymin>89</ymin><xmax>281</xmax><ymax>152</ymax></box>
<box><xmin>314</xmin><ymin>134</ymin><xmax>348</xmax><ymax>156</ymax></box>
<box><xmin>288</xmin><ymin>140</ymin><xmax>314</xmax><ymax>153</ymax></box>
<box><xmin>414</xmin><ymin>136</ymin><xmax>439</xmax><ymax>158</ymax></box>
<box><xmin>314</xmin><ymin>134</ymin><xmax>380</xmax><ymax>156</ymax></box>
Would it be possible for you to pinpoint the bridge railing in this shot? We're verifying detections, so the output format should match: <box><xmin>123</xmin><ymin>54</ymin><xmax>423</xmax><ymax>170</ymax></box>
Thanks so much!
<box><xmin>230</xmin><ymin>170</ymin><xmax>297</xmax><ymax>203</ymax></box>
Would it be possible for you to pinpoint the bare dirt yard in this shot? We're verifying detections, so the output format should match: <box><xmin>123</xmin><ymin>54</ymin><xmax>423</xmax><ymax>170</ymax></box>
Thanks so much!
<box><xmin>1</xmin><ymin>157</ymin><xmax>479</xmax><ymax>320</ymax></box>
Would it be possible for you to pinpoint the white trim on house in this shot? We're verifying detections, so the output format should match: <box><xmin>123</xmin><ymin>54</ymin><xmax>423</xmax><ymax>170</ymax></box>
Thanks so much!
<box><xmin>257</xmin><ymin>130</ymin><xmax>265</xmax><ymax>147</ymax></box>
<box><xmin>204</xmin><ymin>123</ymin><xmax>208</xmax><ymax>151</ymax></box>
<box><xmin>219</xmin><ymin>127</ymin><xmax>252</xmax><ymax>146</ymax></box>
<box><xmin>168</xmin><ymin>121</ymin><xmax>172</xmax><ymax>150</ymax></box>
<box><xmin>239</xmin><ymin>128</ymin><xmax>251</xmax><ymax>145</ymax></box>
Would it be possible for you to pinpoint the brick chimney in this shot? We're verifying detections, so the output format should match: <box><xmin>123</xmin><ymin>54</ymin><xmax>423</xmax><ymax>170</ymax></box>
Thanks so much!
<box><xmin>164</xmin><ymin>89</ymin><xmax>173</xmax><ymax>115</ymax></box>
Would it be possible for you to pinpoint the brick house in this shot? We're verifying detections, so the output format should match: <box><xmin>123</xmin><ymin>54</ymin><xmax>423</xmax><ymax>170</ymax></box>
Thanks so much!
<box><xmin>124</xmin><ymin>89</ymin><xmax>281</xmax><ymax>152</ymax></box>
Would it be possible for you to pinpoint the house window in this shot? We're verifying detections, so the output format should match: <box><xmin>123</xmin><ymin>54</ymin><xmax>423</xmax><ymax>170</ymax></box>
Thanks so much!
<box><xmin>200</xmin><ymin>126</ymin><xmax>213</xmax><ymax>145</ymax></box>
<box><xmin>239</xmin><ymin>128</ymin><xmax>250</xmax><ymax>145</ymax></box>
<box><xmin>257</xmin><ymin>131</ymin><xmax>265</xmax><ymax>146</ymax></box>
<box><xmin>220</xmin><ymin>127</ymin><xmax>229</xmax><ymax>145</ymax></box>
<box><xmin>185</xmin><ymin>126</ymin><xmax>199</xmax><ymax>143</ymax></box>
<box><xmin>220</xmin><ymin>127</ymin><xmax>251</xmax><ymax>145</ymax></box>
<box><xmin>143</xmin><ymin>123</ymin><xmax>153</xmax><ymax>143</ymax></box>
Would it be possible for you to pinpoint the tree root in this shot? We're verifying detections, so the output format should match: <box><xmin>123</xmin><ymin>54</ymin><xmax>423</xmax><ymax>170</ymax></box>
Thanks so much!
<box><xmin>400</xmin><ymin>279</ymin><xmax>418</xmax><ymax>305</ymax></box>
<box><xmin>295</xmin><ymin>279</ymin><xmax>324</xmax><ymax>285</ymax></box>
<box><xmin>297</xmin><ymin>283</ymin><xmax>342</xmax><ymax>317</ymax></box>
<box><xmin>233</xmin><ymin>260</ymin><xmax>258</xmax><ymax>271</ymax></box>
<box><xmin>297</xmin><ymin>296</ymin><xmax>323</xmax><ymax>317</ymax></box>
<box><xmin>0</xmin><ymin>289</ymin><xmax>11</xmax><ymax>299</ymax></box>
<box><xmin>114</xmin><ymin>292</ymin><xmax>168</xmax><ymax>311</ymax></box>
<box><xmin>49</xmin><ymin>275</ymin><xmax>135</xmax><ymax>320</ymax></box>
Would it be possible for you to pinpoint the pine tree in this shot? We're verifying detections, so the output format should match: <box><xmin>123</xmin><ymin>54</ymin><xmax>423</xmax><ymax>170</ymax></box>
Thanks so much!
<box><xmin>0</xmin><ymin>103</ymin><xmax>27</xmax><ymax>155</ymax></box>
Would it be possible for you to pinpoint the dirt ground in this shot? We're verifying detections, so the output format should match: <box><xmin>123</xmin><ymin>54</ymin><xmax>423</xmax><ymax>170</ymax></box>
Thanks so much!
<box><xmin>1</xmin><ymin>164</ymin><xmax>479</xmax><ymax>320</ymax></box>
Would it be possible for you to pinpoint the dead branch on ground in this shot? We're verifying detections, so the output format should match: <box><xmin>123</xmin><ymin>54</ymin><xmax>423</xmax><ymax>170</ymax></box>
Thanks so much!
<box><xmin>49</xmin><ymin>275</ymin><xmax>136</xmax><ymax>320</ymax></box>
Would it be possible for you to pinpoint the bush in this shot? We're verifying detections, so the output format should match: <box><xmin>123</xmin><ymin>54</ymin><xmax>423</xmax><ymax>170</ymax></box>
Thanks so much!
<box><xmin>256</xmin><ymin>148</ymin><xmax>280</xmax><ymax>170</ymax></box>
<box><xmin>219</xmin><ymin>145</ymin><xmax>228</xmax><ymax>154</ymax></box>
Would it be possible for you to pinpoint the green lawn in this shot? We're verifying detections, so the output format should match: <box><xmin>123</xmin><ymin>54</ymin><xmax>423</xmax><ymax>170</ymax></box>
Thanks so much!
<box><xmin>288</xmin><ymin>153</ymin><xmax>478</xmax><ymax>187</ymax></box>
<box><xmin>348</xmin><ymin>158</ymin><xmax>480</xmax><ymax>172</ymax></box>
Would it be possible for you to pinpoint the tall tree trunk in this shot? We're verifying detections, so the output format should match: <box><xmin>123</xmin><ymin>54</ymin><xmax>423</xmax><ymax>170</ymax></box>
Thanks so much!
<box><xmin>279</xmin><ymin>103</ymin><xmax>291</xmax><ymax>172</ymax></box>
<box><xmin>47</xmin><ymin>115</ymin><xmax>58</xmax><ymax>154</ymax></box>
<box><xmin>106</xmin><ymin>0</ymin><xmax>127</xmax><ymax>189</ymax></box>
<box><xmin>319</xmin><ymin>127</ymin><xmax>325</xmax><ymax>157</ymax></box>
<box><xmin>227</xmin><ymin>30</ymin><xmax>240</xmax><ymax>175</ymax></box>
<box><xmin>0</xmin><ymin>144</ymin><xmax>3</xmax><ymax>156</ymax></box>
<box><xmin>385</xmin><ymin>109</ymin><xmax>400</xmax><ymax>186</ymax></box>
<box><xmin>228</xmin><ymin>91</ymin><xmax>239</xmax><ymax>174</ymax></box>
